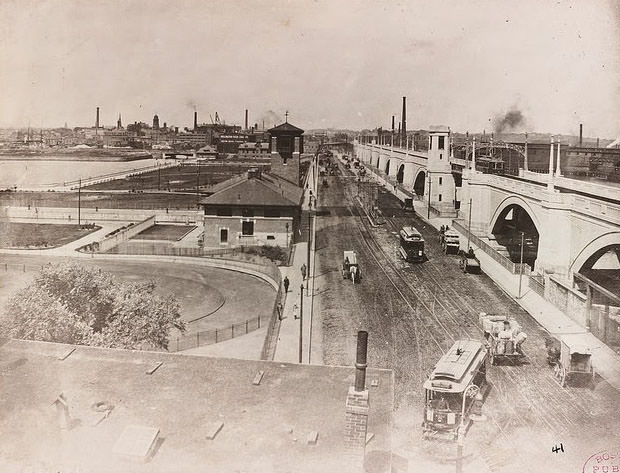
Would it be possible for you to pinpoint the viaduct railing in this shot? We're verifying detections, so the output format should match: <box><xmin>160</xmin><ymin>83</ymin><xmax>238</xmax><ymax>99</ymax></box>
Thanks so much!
<box><xmin>452</xmin><ymin>219</ymin><xmax>531</xmax><ymax>275</ymax></box>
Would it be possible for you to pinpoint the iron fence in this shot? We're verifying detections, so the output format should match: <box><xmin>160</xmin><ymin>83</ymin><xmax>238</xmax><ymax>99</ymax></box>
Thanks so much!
<box><xmin>169</xmin><ymin>315</ymin><xmax>263</xmax><ymax>352</ymax></box>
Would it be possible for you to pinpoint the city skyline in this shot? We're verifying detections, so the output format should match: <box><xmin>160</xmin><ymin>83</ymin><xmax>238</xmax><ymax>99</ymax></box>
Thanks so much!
<box><xmin>1</xmin><ymin>0</ymin><xmax>619</xmax><ymax>138</ymax></box>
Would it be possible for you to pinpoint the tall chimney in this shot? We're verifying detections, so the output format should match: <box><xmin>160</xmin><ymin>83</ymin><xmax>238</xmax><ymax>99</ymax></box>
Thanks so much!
<box><xmin>95</xmin><ymin>107</ymin><xmax>100</xmax><ymax>128</ymax></box>
<box><xmin>579</xmin><ymin>124</ymin><xmax>583</xmax><ymax>146</ymax></box>
<box><xmin>401</xmin><ymin>97</ymin><xmax>407</xmax><ymax>145</ymax></box>
<box><xmin>344</xmin><ymin>331</ymin><xmax>370</xmax><ymax>472</ymax></box>
<box><xmin>194</xmin><ymin>111</ymin><xmax>198</xmax><ymax>130</ymax></box>
<box><xmin>391</xmin><ymin>115</ymin><xmax>395</xmax><ymax>134</ymax></box>
<box><xmin>354</xmin><ymin>330</ymin><xmax>368</xmax><ymax>391</ymax></box>
<box><xmin>245</xmin><ymin>109</ymin><xmax>248</xmax><ymax>130</ymax></box>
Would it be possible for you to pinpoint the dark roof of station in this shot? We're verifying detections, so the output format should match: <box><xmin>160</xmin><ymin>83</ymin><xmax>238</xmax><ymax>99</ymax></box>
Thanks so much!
<box><xmin>268</xmin><ymin>122</ymin><xmax>304</xmax><ymax>134</ymax></box>
<box><xmin>201</xmin><ymin>171</ymin><xmax>304</xmax><ymax>207</ymax></box>
<box><xmin>0</xmin><ymin>338</ymin><xmax>393</xmax><ymax>473</ymax></box>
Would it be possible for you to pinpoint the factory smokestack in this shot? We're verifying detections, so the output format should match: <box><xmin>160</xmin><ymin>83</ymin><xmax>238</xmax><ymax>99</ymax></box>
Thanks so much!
<box><xmin>194</xmin><ymin>111</ymin><xmax>198</xmax><ymax>130</ymax></box>
<box><xmin>401</xmin><ymin>97</ymin><xmax>407</xmax><ymax>145</ymax></box>
<box><xmin>579</xmin><ymin>124</ymin><xmax>583</xmax><ymax>146</ymax></box>
<box><xmin>245</xmin><ymin>109</ymin><xmax>248</xmax><ymax>130</ymax></box>
<box><xmin>95</xmin><ymin>107</ymin><xmax>100</xmax><ymax>128</ymax></box>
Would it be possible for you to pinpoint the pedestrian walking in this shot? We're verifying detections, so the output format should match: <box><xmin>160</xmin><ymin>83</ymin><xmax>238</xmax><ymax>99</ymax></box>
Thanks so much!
<box><xmin>300</xmin><ymin>263</ymin><xmax>307</xmax><ymax>280</ymax></box>
<box><xmin>283</xmin><ymin>276</ymin><xmax>290</xmax><ymax>293</ymax></box>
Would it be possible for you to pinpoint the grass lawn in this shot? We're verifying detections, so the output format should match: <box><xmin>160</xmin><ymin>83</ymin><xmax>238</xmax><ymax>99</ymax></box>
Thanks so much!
<box><xmin>84</xmin><ymin>163</ymin><xmax>267</xmax><ymax>192</ymax></box>
<box><xmin>0</xmin><ymin>222</ymin><xmax>100</xmax><ymax>248</ymax></box>
<box><xmin>133</xmin><ymin>224</ymin><xmax>197</xmax><ymax>241</ymax></box>
<box><xmin>1</xmin><ymin>191</ymin><xmax>199</xmax><ymax>210</ymax></box>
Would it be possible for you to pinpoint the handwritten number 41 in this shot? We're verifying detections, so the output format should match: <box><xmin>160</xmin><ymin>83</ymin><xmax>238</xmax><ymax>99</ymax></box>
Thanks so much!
<box><xmin>552</xmin><ymin>444</ymin><xmax>564</xmax><ymax>454</ymax></box>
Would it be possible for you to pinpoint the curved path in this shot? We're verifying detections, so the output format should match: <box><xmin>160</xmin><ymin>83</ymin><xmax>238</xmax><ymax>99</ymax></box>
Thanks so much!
<box><xmin>0</xmin><ymin>254</ymin><xmax>275</xmax><ymax>335</ymax></box>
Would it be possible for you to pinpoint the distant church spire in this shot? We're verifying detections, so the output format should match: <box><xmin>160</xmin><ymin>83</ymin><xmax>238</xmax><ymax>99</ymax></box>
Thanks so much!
<box><xmin>117</xmin><ymin>114</ymin><xmax>122</xmax><ymax>129</ymax></box>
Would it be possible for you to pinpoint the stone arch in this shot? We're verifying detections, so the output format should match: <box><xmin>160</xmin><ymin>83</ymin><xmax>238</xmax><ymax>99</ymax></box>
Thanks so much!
<box><xmin>488</xmin><ymin>196</ymin><xmax>542</xmax><ymax>237</ymax></box>
<box><xmin>413</xmin><ymin>170</ymin><xmax>426</xmax><ymax>196</ymax></box>
<box><xmin>397</xmin><ymin>164</ymin><xmax>405</xmax><ymax>184</ymax></box>
<box><xmin>488</xmin><ymin>196</ymin><xmax>542</xmax><ymax>268</ymax></box>
<box><xmin>569</xmin><ymin>231</ymin><xmax>620</xmax><ymax>275</ymax></box>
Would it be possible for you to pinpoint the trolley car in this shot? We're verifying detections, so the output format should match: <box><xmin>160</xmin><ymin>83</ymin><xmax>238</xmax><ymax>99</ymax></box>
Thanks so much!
<box><xmin>423</xmin><ymin>340</ymin><xmax>488</xmax><ymax>440</ymax></box>
<box><xmin>399</xmin><ymin>226</ymin><xmax>425</xmax><ymax>263</ymax></box>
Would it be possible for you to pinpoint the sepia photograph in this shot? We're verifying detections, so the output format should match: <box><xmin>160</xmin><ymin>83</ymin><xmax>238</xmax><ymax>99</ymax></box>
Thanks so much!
<box><xmin>0</xmin><ymin>1</ymin><xmax>619</xmax><ymax>472</ymax></box>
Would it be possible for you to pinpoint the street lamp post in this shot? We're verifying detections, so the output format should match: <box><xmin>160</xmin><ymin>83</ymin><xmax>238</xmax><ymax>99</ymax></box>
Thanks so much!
<box><xmin>299</xmin><ymin>284</ymin><xmax>304</xmax><ymax>364</ymax></box>
<box><xmin>518</xmin><ymin>231</ymin><xmax>525</xmax><ymax>298</ymax></box>
<box><xmin>457</xmin><ymin>384</ymin><xmax>479</xmax><ymax>473</ymax></box>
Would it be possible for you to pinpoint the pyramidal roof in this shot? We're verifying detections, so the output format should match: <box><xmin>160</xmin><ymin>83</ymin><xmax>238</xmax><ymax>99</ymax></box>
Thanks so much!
<box><xmin>268</xmin><ymin>122</ymin><xmax>304</xmax><ymax>134</ymax></box>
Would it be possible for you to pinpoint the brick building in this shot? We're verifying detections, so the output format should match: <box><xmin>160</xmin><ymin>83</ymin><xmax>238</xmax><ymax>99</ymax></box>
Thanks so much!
<box><xmin>200</xmin><ymin>121</ymin><xmax>305</xmax><ymax>248</ymax></box>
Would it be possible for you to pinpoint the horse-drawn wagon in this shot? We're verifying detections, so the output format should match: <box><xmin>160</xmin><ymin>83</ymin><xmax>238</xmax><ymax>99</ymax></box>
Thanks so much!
<box><xmin>342</xmin><ymin>250</ymin><xmax>361</xmax><ymax>283</ymax></box>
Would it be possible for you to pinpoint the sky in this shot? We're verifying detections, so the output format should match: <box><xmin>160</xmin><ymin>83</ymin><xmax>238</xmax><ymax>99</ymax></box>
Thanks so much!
<box><xmin>0</xmin><ymin>0</ymin><xmax>619</xmax><ymax>138</ymax></box>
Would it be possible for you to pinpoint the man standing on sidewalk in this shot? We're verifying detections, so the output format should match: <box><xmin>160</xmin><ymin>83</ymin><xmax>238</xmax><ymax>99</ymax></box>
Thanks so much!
<box><xmin>283</xmin><ymin>276</ymin><xmax>290</xmax><ymax>293</ymax></box>
<box><xmin>300</xmin><ymin>263</ymin><xmax>307</xmax><ymax>280</ymax></box>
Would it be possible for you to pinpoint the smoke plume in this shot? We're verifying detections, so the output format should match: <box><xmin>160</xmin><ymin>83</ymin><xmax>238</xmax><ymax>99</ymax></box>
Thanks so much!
<box><xmin>258</xmin><ymin>110</ymin><xmax>283</xmax><ymax>129</ymax></box>
<box><xmin>493</xmin><ymin>108</ymin><xmax>526</xmax><ymax>133</ymax></box>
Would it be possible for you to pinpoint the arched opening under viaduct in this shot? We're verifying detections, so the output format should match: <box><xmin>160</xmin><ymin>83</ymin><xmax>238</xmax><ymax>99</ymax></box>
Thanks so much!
<box><xmin>385</xmin><ymin>160</ymin><xmax>391</xmax><ymax>175</ymax></box>
<box><xmin>576</xmin><ymin>244</ymin><xmax>620</xmax><ymax>350</ymax></box>
<box><xmin>490</xmin><ymin>204</ymin><xmax>539</xmax><ymax>269</ymax></box>
<box><xmin>397</xmin><ymin>164</ymin><xmax>404</xmax><ymax>184</ymax></box>
<box><xmin>579</xmin><ymin>244</ymin><xmax>620</xmax><ymax>296</ymax></box>
<box><xmin>413</xmin><ymin>171</ymin><xmax>425</xmax><ymax>196</ymax></box>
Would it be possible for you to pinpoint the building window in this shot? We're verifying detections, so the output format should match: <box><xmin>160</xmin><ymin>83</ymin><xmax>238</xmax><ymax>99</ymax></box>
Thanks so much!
<box><xmin>429</xmin><ymin>137</ymin><xmax>432</xmax><ymax>150</ymax></box>
<box><xmin>438</xmin><ymin>136</ymin><xmax>445</xmax><ymax>150</ymax></box>
<box><xmin>267</xmin><ymin>235</ymin><xmax>275</xmax><ymax>240</ymax></box>
<box><xmin>438</xmin><ymin>194</ymin><xmax>442</xmax><ymax>202</ymax></box>
<box><xmin>242</xmin><ymin>208</ymin><xmax>254</xmax><ymax>217</ymax></box>
<box><xmin>439</xmin><ymin>153</ymin><xmax>443</xmax><ymax>160</ymax></box>
<box><xmin>242</xmin><ymin>220</ymin><xmax>254</xmax><ymax>236</ymax></box>
<box><xmin>439</xmin><ymin>177</ymin><xmax>443</xmax><ymax>185</ymax></box>
<box><xmin>216</xmin><ymin>207</ymin><xmax>232</xmax><ymax>216</ymax></box>
<box><xmin>220</xmin><ymin>228</ymin><xmax>228</xmax><ymax>243</ymax></box>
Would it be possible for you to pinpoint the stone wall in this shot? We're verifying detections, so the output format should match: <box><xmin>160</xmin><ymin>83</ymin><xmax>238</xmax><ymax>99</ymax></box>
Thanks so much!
<box><xmin>545</xmin><ymin>275</ymin><xmax>587</xmax><ymax>327</ymax></box>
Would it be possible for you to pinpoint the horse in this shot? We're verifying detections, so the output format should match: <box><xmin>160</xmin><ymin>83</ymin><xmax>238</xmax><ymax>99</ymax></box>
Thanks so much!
<box><xmin>350</xmin><ymin>265</ymin><xmax>359</xmax><ymax>284</ymax></box>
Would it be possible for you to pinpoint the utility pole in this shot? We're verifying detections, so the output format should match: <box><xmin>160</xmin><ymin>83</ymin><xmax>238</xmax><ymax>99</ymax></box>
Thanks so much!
<box><xmin>77</xmin><ymin>178</ymin><xmax>81</xmax><ymax>227</ymax></box>
<box><xmin>427</xmin><ymin>173</ymin><xmax>432</xmax><ymax>219</ymax></box>
<box><xmin>306</xmin><ymin>211</ymin><xmax>311</xmax><ymax>295</ymax></box>
<box><xmin>518</xmin><ymin>231</ymin><xmax>525</xmax><ymax>298</ymax></box>
<box><xmin>196</xmin><ymin>166</ymin><xmax>200</xmax><ymax>205</ymax></box>
<box><xmin>299</xmin><ymin>284</ymin><xmax>304</xmax><ymax>364</ymax></box>
<box><xmin>158</xmin><ymin>166</ymin><xmax>161</xmax><ymax>191</ymax></box>
<box><xmin>467</xmin><ymin>198</ymin><xmax>472</xmax><ymax>251</ymax></box>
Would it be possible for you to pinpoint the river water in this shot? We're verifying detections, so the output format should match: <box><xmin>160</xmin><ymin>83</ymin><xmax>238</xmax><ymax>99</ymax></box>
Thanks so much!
<box><xmin>0</xmin><ymin>158</ymin><xmax>161</xmax><ymax>188</ymax></box>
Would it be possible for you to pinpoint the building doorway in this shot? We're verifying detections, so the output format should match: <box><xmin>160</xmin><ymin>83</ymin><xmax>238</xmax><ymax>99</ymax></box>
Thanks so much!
<box><xmin>220</xmin><ymin>228</ymin><xmax>228</xmax><ymax>244</ymax></box>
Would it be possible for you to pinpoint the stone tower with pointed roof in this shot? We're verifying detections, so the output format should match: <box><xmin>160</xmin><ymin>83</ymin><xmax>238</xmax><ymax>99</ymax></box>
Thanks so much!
<box><xmin>268</xmin><ymin>120</ymin><xmax>304</xmax><ymax>186</ymax></box>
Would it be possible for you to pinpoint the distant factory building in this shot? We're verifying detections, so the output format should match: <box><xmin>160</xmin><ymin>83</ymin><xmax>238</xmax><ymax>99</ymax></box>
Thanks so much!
<box><xmin>238</xmin><ymin>141</ymin><xmax>270</xmax><ymax>159</ymax></box>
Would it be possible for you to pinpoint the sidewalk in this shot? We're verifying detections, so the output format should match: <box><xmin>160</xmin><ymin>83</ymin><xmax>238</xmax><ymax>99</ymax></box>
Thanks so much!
<box><xmin>364</xmin><ymin>161</ymin><xmax>620</xmax><ymax>390</ymax></box>
<box><xmin>273</xmin><ymin>156</ymin><xmax>322</xmax><ymax>365</ymax></box>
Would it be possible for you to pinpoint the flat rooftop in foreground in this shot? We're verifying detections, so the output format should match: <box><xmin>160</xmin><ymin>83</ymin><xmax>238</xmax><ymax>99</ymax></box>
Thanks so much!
<box><xmin>0</xmin><ymin>339</ymin><xmax>393</xmax><ymax>473</ymax></box>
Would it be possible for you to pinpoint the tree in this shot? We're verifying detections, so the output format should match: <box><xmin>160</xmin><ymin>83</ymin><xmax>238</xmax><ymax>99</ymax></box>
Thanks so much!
<box><xmin>1</xmin><ymin>261</ymin><xmax>186</xmax><ymax>350</ymax></box>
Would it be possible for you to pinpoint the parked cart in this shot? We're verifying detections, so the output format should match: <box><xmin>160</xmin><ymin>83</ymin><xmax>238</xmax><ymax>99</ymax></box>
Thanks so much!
<box><xmin>479</xmin><ymin>313</ymin><xmax>527</xmax><ymax>365</ymax></box>
<box><xmin>547</xmin><ymin>335</ymin><xmax>595</xmax><ymax>387</ymax></box>
<box><xmin>439</xmin><ymin>227</ymin><xmax>460</xmax><ymax>254</ymax></box>
<box><xmin>458</xmin><ymin>248</ymin><xmax>481</xmax><ymax>273</ymax></box>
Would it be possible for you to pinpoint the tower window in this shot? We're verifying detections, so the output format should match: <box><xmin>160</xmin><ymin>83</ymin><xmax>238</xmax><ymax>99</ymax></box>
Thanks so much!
<box><xmin>438</xmin><ymin>194</ymin><xmax>442</xmax><ymax>202</ymax></box>
<box><xmin>438</xmin><ymin>136</ymin><xmax>445</xmax><ymax>150</ymax></box>
<box><xmin>439</xmin><ymin>177</ymin><xmax>443</xmax><ymax>185</ymax></box>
